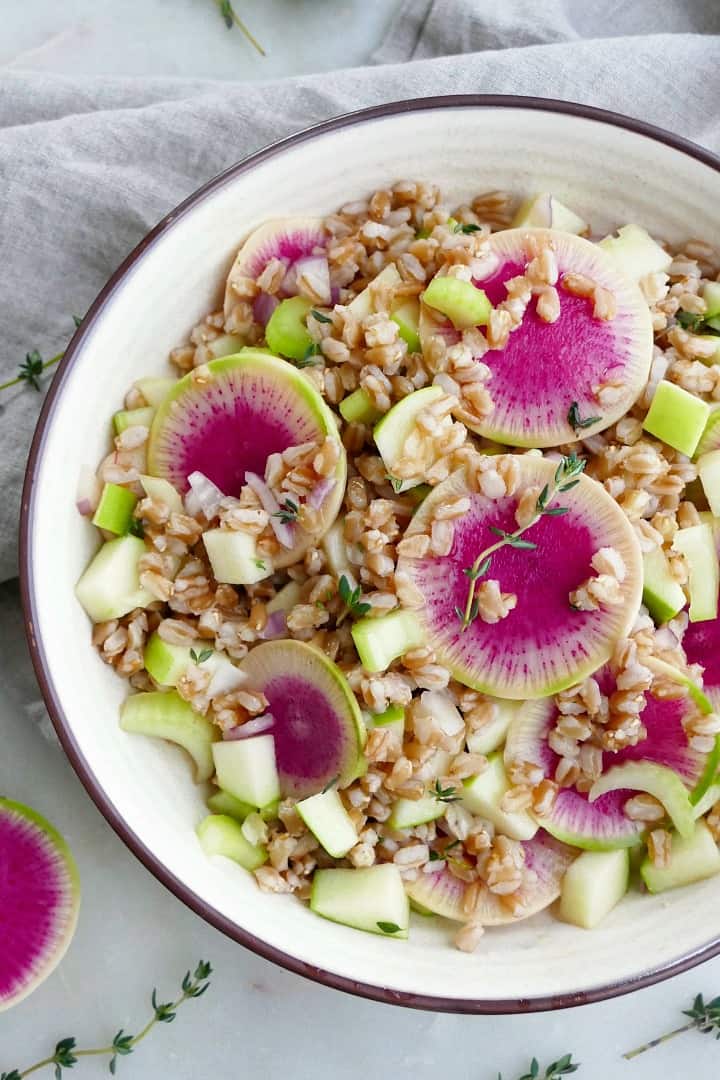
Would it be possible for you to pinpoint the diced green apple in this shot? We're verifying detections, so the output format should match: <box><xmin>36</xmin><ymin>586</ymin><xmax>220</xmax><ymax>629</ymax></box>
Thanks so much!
<box><xmin>389</xmin><ymin>794</ymin><xmax>445</xmax><ymax>829</ymax></box>
<box><xmin>206</xmin><ymin>790</ymin><xmax>255</xmax><ymax>821</ymax></box>
<box><xmin>212</xmin><ymin>735</ymin><xmax>280</xmax><ymax>808</ymax></box>
<box><xmin>92</xmin><ymin>483</ymin><xmax>137</xmax><ymax>535</ymax></box>
<box><xmin>113</xmin><ymin>406</ymin><xmax>155</xmax><ymax>435</ymax></box>
<box><xmin>120</xmin><ymin>690</ymin><xmax>218</xmax><ymax>782</ymax></box>
<box><xmin>703</xmin><ymin>281</ymin><xmax>720</xmax><ymax>319</ymax></box>
<box><xmin>139</xmin><ymin>474</ymin><xmax>184</xmax><ymax>515</ymax></box>
<box><xmin>466</xmin><ymin>699</ymin><xmax>521</xmax><ymax>755</ymax></box>
<box><xmin>641</xmin><ymin>819</ymin><xmax>720</xmax><ymax>893</ymax></box>
<box><xmin>265</xmin><ymin>580</ymin><xmax>303</xmax><ymax>615</ymax></box>
<box><xmin>366</xmin><ymin>703</ymin><xmax>405</xmax><ymax>741</ymax></box>
<box><xmin>643</xmin><ymin>380</ymin><xmax>710</xmax><ymax>457</ymax></box>
<box><xmin>672</xmin><ymin>522</ymin><xmax>719</xmax><ymax>622</ymax></box>
<box><xmin>695</xmin><ymin>407</ymin><xmax>720</xmax><ymax>458</ymax></box>
<box><xmin>461</xmin><ymin>753</ymin><xmax>538</xmax><ymax>841</ymax></box>
<box><xmin>310</xmin><ymin>864</ymin><xmax>410</xmax><ymax>938</ymax></box>
<box><xmin>203</xmin><ymin>528</ymin><xmax>272</xmax><ymax>585</ymax></box>
<box><xmin>374</xmin><ymin>385</ymin><xmax>445</xmax><ymax>492</ymax></box>
<box><xmin>391</xmin><ymin>298</ymin><xmax>421</xmax><ymax>353</ymax></box>
<box><xmin>421</xmin><ymin>276</ymin><xmax>492</xmax><ymax>330</ymax></box>
<box><xmin>642</xmin><ymin>546</ymin><xmax>686</xmax><ymax>624</ymax></box>
<box><xmin>559</xmin><ymin>849</ymin><xmax>629</xmax><ymax>929</ymax></box>
<box><xmin>351</xmin><ymin>610</ymin><xmax>425</xmax><ymax>673</ymax></box>
<box><xmin>76</xmin><ymin>535</ymin><xmax>154</xmax><ymax>622</ymax></box>
<box><xmin>598</xmin><ymin>224</ymin><xmax>673</xmax><ymax>281</ymax></box>
<box><xmin>512</xmin><ymin>193</ymin><xmax>587</xmax><ymax>235</ymax></box>
<box><xmin>134</xmin><ymin>376</ymin><xmax>176</xmax><ymax>408</ymax></box>
<box><xmin>207</xmin><ymin>334</ymin><xmax>245</xmax><ymax>360</ymax></box>
<box><xmin>196</xmin><ymin>814</ymin><xmax>267</xmax><ymax>871</ymax></box>
<box><xmin>698</xmin><ymin>449</ymin><xmax>720</xmax><ymax>516</ymax></box>
<box><xmin>296</xmin><ymin>790</ymin><xmax>358</xmax><ymax>858</ymax></box>
<box><xmin>347</xmin><ymin>263</ymin><xmax>401</xmax><ymax>319</ymax></box>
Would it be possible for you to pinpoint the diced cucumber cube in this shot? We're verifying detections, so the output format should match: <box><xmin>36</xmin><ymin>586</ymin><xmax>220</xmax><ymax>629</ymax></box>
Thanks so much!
<box><xmin>695</xmin><ymin>406</ymin><xmax>720</xmax><ymax>458</ymax></box>
<box><xmin>512</xmin><ymin>192</ymin><xmax>587</xmax><ymax>235</ymax></box>
<box><xmin>641</xmin><ymin>820</ymin><xmax>720</xmax><ymax>893</ymax></box>
<box><xmin>598</xmin><ymin>224</ymin><xmax>672</xmax><ymax>280</ymax></box>
<box><xmin>389</xmin><ymin>794</ymin><xmax>445</xmax><ymax>829</ymax></box>
<box><xmin>391</xmin><ymin>298</ymin><xmax>421</xmax><ymax>353</ymax></box>
<box><xmin>351</xmin><ymin>610</ymin><xmax>425</xmax><ymax>673</ymax></box>
<box><xmin>212</xmin><ymin>736</ymin><xmax>280</xmax><ymax>808</ymax></box>
<box><xmin>76</xmin><ymin>535</ymin><xmax>154</xmax><ymax>622</ymax></box>
<box><xmin>134</xmin><ymin>376</ymin><xmax>176</xmax><ymax>408</ymax></box>
<box><xmin>143</xmin><ymin>631</ymin><xmax>245</xmax><ymax>697</ymax></box>
<box><xmin>672</xmin><ymin>522</ymin><xmax>719</xmax><ymax>622</ymax></box>
<box><xmin>92</xmin><ymin>483</ymin><xmax>137</xmax><ymax>535</ymax></box>
<box><xmin>144</xmin><ymin>631</ymin><xmax>190</xmax><ymax>686</ymax></box>
<box><xmin>310</xmin><ymin>864</ymin><xmax>410</xmax><ymax>938</ymax></box>
<box><xmin>203</xmin><ymin>528</ymin><xmax>272</xmax><ymax>585</ymax></box>
<box><xmin>113</xmin><ymin>406</ymin><xmax>155</xmax><ymax>435</ymax></box>
<box><xmin>643</xmin><ymin>380</ymin><xmax>710</xmax><ymax>457</ymax></box>
<box><xmin>461</xmin><ymin>753</ymin><xmax>538</xmax><ymax>841</ymax></box>
<box><xmin>466</xmin><ymin>698</ymin><xmax>521</xmax><ymax>755</ymax></box>
<box><xmin>339</xmin><ymin>388</ymin><xmax>382</xmax><ymax>426</ymax></box>
<box><xmin>559</xmin><ymin>849</ymin><xmax>629</xmax><ymax>929</ymax></box>
<box><xmin>207</xmin><ymin>790</ymin><xmax>255</xmax><ymax>821</ymax></box>
<box><xmin>196</xmin><ymin>814</ymin><xmax>267</xmax><ymax>871</ymax></box>
<box><xmin>642</xmin><ymin>546</ymin><xmax>686</xmax><ymax>624</ymax></box>
<box><xmin>698</xmin><ymin>449</ymin><xmax>720</xmax><ymax>516</ymax></box>
<box><xmin>374</xmin><ymin>385</ymin><xmax>445</xmax><ymax>492</ymax></box>
<box><xmin>296</xmin><ymin>790</ymin><xmax>358</xmax><ymax>858</ymax></box>
<box><xmin>140</xmin><ymin>475</ymin><xmax>184</xmax><ymax>514</ymax></box>
<box><xmin>266</xmin><ymin>296</ymin><xmax>313</xmax><ymax>361</ymax></box>
<box><xmin>366</xmin><ymin>703</ymin><xmax>405</xmax><ymax>741</ymax></box>
<box><xmin>348</xmin><ymin>263</ymin><xmax>401</xmax><ymax>319</ymax></box>
<box><xmin>421</xmin><ymin>277</ymin><xmax>492</xmax><ymax>330</ymax></box>
<box><xmin>703</xmin><ymin>281</ymin><xmax>720</xmax><ymax>319</ymax></box>
<box><xmin>120</xmin><ymin>690</ymin><xmax>218</xmax><ymax>782</ymax></box>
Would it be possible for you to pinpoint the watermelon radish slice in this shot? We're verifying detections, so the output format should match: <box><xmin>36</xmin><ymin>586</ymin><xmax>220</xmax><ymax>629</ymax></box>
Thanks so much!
<box><xmin>238</xmin><ymin>640</ymin><xmax>364</xmax><ymax>799</ymax></box>
<box><xmin>396</xmin><ymin>454</ymin><xmax>642</xmax><ymax>699</ymax></box>
<box><xmin>683</xmin><ymin>614</ymin><xmax>720</xmax><ymax>712</ymax></box>
<box><xmin>1</xmin><ymin>799</ymin><xmax>80</xmax><ymax>1011</ymax></box>
<box><xmin>404</xmin><ymin>832</ymin><xmax>574</xmax><ymax>924</ymax></box>
<box><xmin>224</xmin><ymin>217</ymin><xmax>327</xmax><ymax>317</ymax></box>
<box><xmin>147</xmin><ymin>351</ymin><xmax>345</xmax><ymax>566</ymax></box>
<box><xmin>419</xmin><ymin>228</ymin><xmax>653</xmax><ymax>447</ymax></box>
<box><xmin>504</xmin><ymin>681</ymin><xmax>719</xmax><ymax>851</ymax></box>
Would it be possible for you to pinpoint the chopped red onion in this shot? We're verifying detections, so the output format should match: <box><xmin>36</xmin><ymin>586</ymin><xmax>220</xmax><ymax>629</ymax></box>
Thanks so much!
<box><xmin>223</xmin><ymin>714</ymin><xmax>275</xmax><ymax>740</ymax></box>
<box><xmin>259</xmin><ymin>611</ymin><xmax>287</xmax><ymax>640</ymax></box>
<box><xmin>183</xmin><ymin>487</ymin><xmax>202</xmax><ymax>517</ymax></box>
<box><xmin>308</xmin><ymin>476</ymin><xmax>336</xmax><ymax>511</ymax></box>
<box><xmin>330</xmin><ymin>285</ymin><xmax>340</xmax><ymax>305</ymax></box>
<box><xmin>253</xmin><ymin>291</ymin><xmax>279</xmax><ymax>327</ymax></box>
<box><xmin>76</xmin><ymin>465</ymin><xmax>101</xmax><ymax>516</ymax></box>
<box><xmin>245</xmin><ymin>471</ymin><xmax>295</xmax><ymax>549</ymax></box>
<box><xmin>188</xmin><ymin>470</ymin><xmax>224</xmax><ymax>520</ymax></box>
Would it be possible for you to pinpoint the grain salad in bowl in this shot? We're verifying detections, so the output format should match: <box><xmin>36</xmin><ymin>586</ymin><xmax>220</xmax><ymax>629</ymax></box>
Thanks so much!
<box><xmin>74</xmin><ymin>180</ymin><xmax>720</xmax><ymax>952</ymax></box>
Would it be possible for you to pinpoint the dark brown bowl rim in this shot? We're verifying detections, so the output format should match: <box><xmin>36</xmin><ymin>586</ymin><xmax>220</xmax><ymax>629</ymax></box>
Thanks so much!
<box><xmin>19</xmin><ymin>93</ymin><xmax>720</xmax><ymax>1015</ymax></box>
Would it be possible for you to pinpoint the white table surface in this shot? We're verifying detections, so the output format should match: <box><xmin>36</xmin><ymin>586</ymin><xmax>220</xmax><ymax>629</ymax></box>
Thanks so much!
<box><xmin>2</xmin><ymin>5</ymin><xmax>719</xmax><ymax>1078</ymax></box>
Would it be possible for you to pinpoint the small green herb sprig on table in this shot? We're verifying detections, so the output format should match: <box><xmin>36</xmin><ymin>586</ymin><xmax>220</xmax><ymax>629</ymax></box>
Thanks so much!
<box><xmin>214</xmin><ymin>0</ymin><xmax>265</xmax><ymax>55</ymax></box>
<box><xmin>0</xmin><ymin>317</ymin><xmax>81</xmax><ymax>395</ymax></box>
<box><xmin>457</xmin><ymin>453</ymin><xmax>586</xmax><ymax>631</ymax></box>
<box><xmin>1</xmin><ymin>961</ymin><xmax>212</xmax><ymax>1079</ymax></box>
<box><xmin>499</xmin><ymin>1055</ymin><xmax>580</xmax><ymax>1080</ymax></box>
<box><xmin>624</xmin><ymin>992</ymin><xmax>720</xmax><ymax>1060</ymax></box>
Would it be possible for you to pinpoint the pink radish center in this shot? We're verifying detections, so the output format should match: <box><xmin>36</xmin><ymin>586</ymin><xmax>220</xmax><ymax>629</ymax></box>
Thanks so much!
<box><xmin>264</xmin><ymin>675</ymin><xmax>349</xmax><ymax>792</ymax></box>
<box><xmin>0</xmin><ymin>814</ymin><xmax>68</xmax><ymax>1000</ymax></box>
<box><xmin>476</xmin><ymin>259</ymin><xmax>621</xmax><ymax>436</ymax></box>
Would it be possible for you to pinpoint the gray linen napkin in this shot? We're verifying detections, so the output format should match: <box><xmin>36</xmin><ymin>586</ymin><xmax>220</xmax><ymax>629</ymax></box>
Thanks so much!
<box><xmin>1</xmin><ymin>0</ymin><xmax>719</xmax><ymax>584</ymax></box>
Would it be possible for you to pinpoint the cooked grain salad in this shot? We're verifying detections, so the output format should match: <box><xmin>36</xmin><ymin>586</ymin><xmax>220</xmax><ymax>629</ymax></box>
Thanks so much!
<box><xmin>76</xmin><ymin>182</ymin><xmax>720</xmax><ymax>948</ymax></box>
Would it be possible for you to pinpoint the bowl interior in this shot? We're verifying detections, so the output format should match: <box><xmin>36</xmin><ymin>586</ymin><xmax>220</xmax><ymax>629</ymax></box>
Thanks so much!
<box><xmin>25</xmin><ymin>100</ymin><xmax>720</xmax><ymax>1010</ymax></box>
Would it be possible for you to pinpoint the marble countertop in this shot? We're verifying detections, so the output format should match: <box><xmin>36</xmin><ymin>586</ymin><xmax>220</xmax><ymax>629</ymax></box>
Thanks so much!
<box><xmin>2</xmin><ymin>5</ymin><xmax>719</xmax><ymax>1078</ymax></box>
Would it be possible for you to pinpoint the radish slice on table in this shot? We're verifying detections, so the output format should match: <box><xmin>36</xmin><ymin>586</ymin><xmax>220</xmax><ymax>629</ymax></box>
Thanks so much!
<box><xmin>0</xmin><ymin>799</ymin><xmax>80</xmax><ymax>1012</ymax></box>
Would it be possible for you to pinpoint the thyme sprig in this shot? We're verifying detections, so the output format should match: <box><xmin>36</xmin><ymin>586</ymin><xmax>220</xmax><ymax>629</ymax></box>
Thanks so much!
<box><xmin>500</xmin><ymin>1054</ymin><xmax>580</xmax><ymax>1080</ymax></box>
<box><xmin>1</xmin><ymin>961</ymin><xmax>212</xmax><ymax>1079</ymax></box>
<box><xmin>458</xmin><ymin>454</ymin><xmax>586</xmax><ymax>630</ymax></box>
<box><xmin>337</xmin><ymin>574</ymin><xmax>371</xmax><ymax>622</ymax></box>
<box><xmin>272</xmin><ymin>497</ymin><xmax>299</xmax><ymax>525</ymax></box>
<box><xmin>567</xmin><ymin>400</ymin><xmax>601</xmax><ymax>433</ymax></box>
<box><xmin>0</xmin><ymin>317</ymin><xmax>81</xmax><ymax>395</ymax></box>
<box><xmin>214</xmin><ymin>0</ymin><xmax>266</xmax><ymax>55</ymax></box>
<box><xmin>624</xmin><ymin>992</ymin><xmax>720</xmax><ymax>1060</ymax></box>
<box><xmin>431</xmin><ymin>780</ymin><xmax>461</xmax><ymax>803</ymax></box>
<box><xmin>676</xmin><ymin>310</ymin><xmax>720</xmax><ymax>336</ymax></box>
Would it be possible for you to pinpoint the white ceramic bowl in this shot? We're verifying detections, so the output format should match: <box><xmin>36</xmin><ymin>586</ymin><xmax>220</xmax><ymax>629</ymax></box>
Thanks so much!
<box><xmin>21</xmin><ymin>96</ymin><xmax>720</xmax><ymax>1013</ymax></box>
